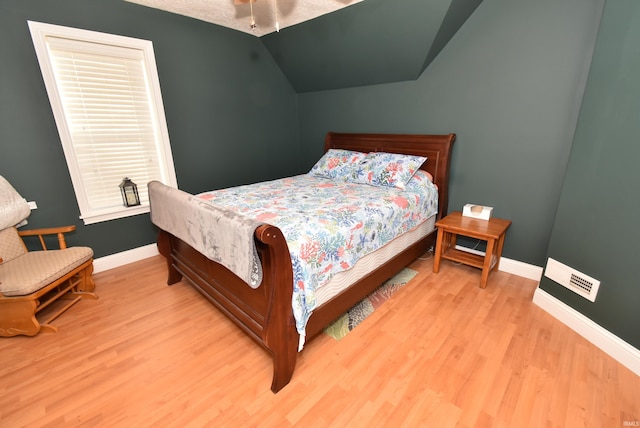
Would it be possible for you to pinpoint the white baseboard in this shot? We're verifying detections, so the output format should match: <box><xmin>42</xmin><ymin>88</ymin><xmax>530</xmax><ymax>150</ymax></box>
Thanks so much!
<box><xmin>498</xmin><ymin>256</ymin><xmax>543</xmax><ymax>281</ymax></box>
<box><xmin>455</xmin><ymin>245</ymin><xmax>640</xmax><ymax>375</ymax></box>
<box><xmin>454</xmin><ymin>245</ymin><xmax>543</xmax><ymax>281</ymax></box>
<box><xmin>93</xmin><ymin>243</ymin><xmax>159</xmax><ymax>273</ymax></box>
<box><xmin>533</xmin><ymin>288</ymin><xmax>640</xmax><ymax>377</ymax></box>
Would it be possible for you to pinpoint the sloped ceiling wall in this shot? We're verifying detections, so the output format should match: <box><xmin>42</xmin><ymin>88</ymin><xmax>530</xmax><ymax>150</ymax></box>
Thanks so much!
<box><xmin>261</xmin><ymin>0</ymin><xmax>483</xmax><ymax>92</ymax></box>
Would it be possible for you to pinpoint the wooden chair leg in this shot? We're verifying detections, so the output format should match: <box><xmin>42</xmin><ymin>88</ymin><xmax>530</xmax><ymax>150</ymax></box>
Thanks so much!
<box><xmin>38</xmin><ymin>324</ymin><xmax>59</xmax><ymax>334</ymax></box>
<box><xmin>0</xmin><ymin>300</ymin><xmax>40</xmax><ymax>337</ymax></box>
<box><xmin>77</xmin><ymin>263</ymin><xmax>96</xmax><ymax>292</ymax></box>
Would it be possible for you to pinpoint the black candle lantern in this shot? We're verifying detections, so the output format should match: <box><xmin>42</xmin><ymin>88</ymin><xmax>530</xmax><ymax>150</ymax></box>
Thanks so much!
<box><xmin>119</xmin><ymin>177</ymin><xmax>140</xmax><ymax>207</ymax></box>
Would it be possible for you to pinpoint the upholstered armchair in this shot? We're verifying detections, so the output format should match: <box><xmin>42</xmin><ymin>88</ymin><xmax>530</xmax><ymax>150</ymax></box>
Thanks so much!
<box><xmin>0</xmin><ymin>176</ymin><xmax>96</xmax><ymax>337</ymax></box>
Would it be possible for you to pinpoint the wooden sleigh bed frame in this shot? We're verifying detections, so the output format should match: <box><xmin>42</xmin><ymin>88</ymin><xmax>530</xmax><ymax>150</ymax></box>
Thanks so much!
<box><xmin>153</xmin><ymin>132</ymin><xmax>456</xmax><ymax>393</ymax></box>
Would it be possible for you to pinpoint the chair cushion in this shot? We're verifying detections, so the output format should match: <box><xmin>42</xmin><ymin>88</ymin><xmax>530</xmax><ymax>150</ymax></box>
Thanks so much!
<box><xmin>0</xmin><ymin>227</ymin><xmax>27</xmax><ymax>263</ymax></box>
<box><xmin>0</xmin><ymin>247</ymin><xmax>93</xmax><ymax>297</ymax></box>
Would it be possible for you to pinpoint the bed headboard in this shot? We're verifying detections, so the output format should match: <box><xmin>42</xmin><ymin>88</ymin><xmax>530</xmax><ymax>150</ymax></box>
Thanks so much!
<box><xmin>324</xmin><ymin>132</ymin><xmax>456</xmax><ymax>219</ymax></box>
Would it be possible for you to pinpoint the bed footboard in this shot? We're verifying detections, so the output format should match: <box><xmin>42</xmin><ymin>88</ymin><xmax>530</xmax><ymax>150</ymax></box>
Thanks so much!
<box><xmin>156</xmin><ymin>223</ymin><xmax>298</xmax><ymax>393</ymax></box>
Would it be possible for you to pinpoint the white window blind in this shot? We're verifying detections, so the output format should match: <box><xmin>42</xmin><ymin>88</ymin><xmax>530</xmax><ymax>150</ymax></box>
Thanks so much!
<box><xmin>28</xmin><ymin>21</ymin><xmax>177</xmax><ymax>224</ymax></box>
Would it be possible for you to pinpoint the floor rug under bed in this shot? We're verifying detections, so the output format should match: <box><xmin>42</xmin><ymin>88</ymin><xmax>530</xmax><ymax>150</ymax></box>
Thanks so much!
<box><xmin>323</xmin><ymin>268</ymin><xmax>418</xmax><ymax>340</ymax></box>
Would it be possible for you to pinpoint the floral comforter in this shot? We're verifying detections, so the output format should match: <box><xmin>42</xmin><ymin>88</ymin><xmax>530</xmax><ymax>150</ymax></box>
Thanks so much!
<box><xmin>198</xmin><ymin>173</ymin><xmax>438</xmax><ymax>346</ymax></box>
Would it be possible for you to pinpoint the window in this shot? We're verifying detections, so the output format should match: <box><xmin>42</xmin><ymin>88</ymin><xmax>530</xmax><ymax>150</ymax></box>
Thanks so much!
<box><xmin>28</xmin><ymin>21</ymin><xmax>177</xmax><ymax>224</ymax></box>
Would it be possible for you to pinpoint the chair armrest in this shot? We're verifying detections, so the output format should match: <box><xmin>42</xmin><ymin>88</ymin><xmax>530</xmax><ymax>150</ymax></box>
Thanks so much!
<box><xmin>18</xmin><ymin>226</ymin><xmax>76</xmax><ymax>250</ymax></box>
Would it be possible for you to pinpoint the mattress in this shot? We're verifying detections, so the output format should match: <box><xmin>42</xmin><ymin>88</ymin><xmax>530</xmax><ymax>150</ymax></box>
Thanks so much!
<box><xmin>314</xmin><ymin>214</ymin><xmax>435</xmax><ymax>307</ymax></box>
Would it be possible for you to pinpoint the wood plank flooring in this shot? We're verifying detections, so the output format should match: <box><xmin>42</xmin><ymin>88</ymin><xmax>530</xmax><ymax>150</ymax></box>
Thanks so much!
<box><xmin>1</xmin><ymin>254</ymin><xmax>639</xmax><ymax>427</ymax></box>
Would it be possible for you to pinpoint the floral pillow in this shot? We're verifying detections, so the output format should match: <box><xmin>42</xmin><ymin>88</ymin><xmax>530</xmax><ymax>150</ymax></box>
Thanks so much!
<box><xmin>405</xmin><ymin>169</ymin><xmax>437</xmax><ymax>192</ymax></box>
<box><xmin>351</xmin><ymin>152</ymin><xmax>427</xmax><ymax>190</ymax></box>
<box><xmin>308</xmin><ymin>149</ymin><xmax>367</xmax><ymax>181</ymax></box>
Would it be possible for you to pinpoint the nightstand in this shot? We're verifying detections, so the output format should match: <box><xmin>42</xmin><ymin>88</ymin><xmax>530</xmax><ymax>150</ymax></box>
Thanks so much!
<box><xmin>433</xmin><ymin>211</ymin><xmax>511</xmax><ymax>288</ymax></box>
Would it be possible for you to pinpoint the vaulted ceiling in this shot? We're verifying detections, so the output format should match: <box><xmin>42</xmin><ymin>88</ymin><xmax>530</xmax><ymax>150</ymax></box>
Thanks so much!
<box><xmin>125</xmin><ymin>0</ymin><xmax>483</xmax><ymax>92</ymax></box>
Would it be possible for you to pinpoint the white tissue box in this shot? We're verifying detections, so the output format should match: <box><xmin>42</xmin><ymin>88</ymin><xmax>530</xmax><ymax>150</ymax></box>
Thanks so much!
<box><xmin>462</xmin><ymin>204</ymin><xmax>493</xmax><ymax>220</ymax></box>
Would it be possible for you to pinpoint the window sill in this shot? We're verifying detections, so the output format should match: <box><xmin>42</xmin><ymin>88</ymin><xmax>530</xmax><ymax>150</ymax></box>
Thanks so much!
<box><xmin>81</xmin><ymin>204</ymin><xmax>150</xmax><ymax>225</ymax></box>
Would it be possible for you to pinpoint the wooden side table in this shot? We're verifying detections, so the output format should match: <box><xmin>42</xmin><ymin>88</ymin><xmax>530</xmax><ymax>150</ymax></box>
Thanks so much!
<box><xmin>433</xmin><ymin>211</ymin><xmax>511</xmax><ymax>288</ymax></box>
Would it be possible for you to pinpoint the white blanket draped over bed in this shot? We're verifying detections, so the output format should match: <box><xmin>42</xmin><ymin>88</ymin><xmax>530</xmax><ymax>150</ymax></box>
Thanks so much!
<box><xmin>148</xmin><ymin>181</ymin><xmax>264</xmax><ymax>288</ymax></box>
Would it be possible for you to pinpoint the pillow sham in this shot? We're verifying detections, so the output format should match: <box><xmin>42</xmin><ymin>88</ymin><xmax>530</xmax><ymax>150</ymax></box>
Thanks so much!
<box><xmin>351</xmin><ymin>152</ymin><xmax>427</xmax><ymax>190</ymax></box>
<box><xmin>308</xmin><ymin>149</ymin><xmax>367</xmax><ymax>181</ymax></box>
<box><xmin>405</xmin><ymin>169</ymin><xmax>437</xmax><ymax>192</ymax></box>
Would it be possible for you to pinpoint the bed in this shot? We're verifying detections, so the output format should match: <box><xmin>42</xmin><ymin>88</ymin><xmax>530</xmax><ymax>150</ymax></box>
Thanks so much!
<box><xmin>148</xmin><ymin>132</ymin><xmax>455</xmax><ymax>393</ymax></box>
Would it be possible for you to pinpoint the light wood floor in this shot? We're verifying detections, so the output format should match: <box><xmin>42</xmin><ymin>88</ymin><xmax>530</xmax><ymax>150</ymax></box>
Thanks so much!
<box><xmin>1</xmin><ymin>254</ymin><xmax>639</xmax><ymax>427</ymax></box>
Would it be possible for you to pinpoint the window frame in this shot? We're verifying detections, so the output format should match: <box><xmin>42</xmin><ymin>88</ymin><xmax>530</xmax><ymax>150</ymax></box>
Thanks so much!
<box><xmin>28</xmin><ymin>21</ymin><xmax>177</xmax><ymax>225</ymax></box>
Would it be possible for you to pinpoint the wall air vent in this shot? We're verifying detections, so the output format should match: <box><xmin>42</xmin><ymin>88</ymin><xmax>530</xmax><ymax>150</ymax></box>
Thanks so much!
<box><xmin>544</xmin><ymin>258</ymin><xmax>601</xmax><ymax>302</ymax></box>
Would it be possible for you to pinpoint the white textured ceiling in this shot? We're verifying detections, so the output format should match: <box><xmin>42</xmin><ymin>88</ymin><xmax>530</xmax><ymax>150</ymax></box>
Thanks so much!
<box><xmin>124</xmin><ymin>0</ymin><xmax>364</xmax><ymax>37</ymax></box>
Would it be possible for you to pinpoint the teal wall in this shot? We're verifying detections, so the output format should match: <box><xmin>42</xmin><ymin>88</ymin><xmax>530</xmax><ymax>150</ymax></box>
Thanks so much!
<box><xmin>296</xmin><ymin>0</ymin><xmax>605</xmax><ymax>266</ymax></box>
<box><xmin>0</xmin><ymin>0</ymin><xmax>298</xmax><ymax>258</ymax></box>
<box><xmin>540</xmin><ymin>0</ymin><xmax>640</xmax><ymax>348</ymax></box>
